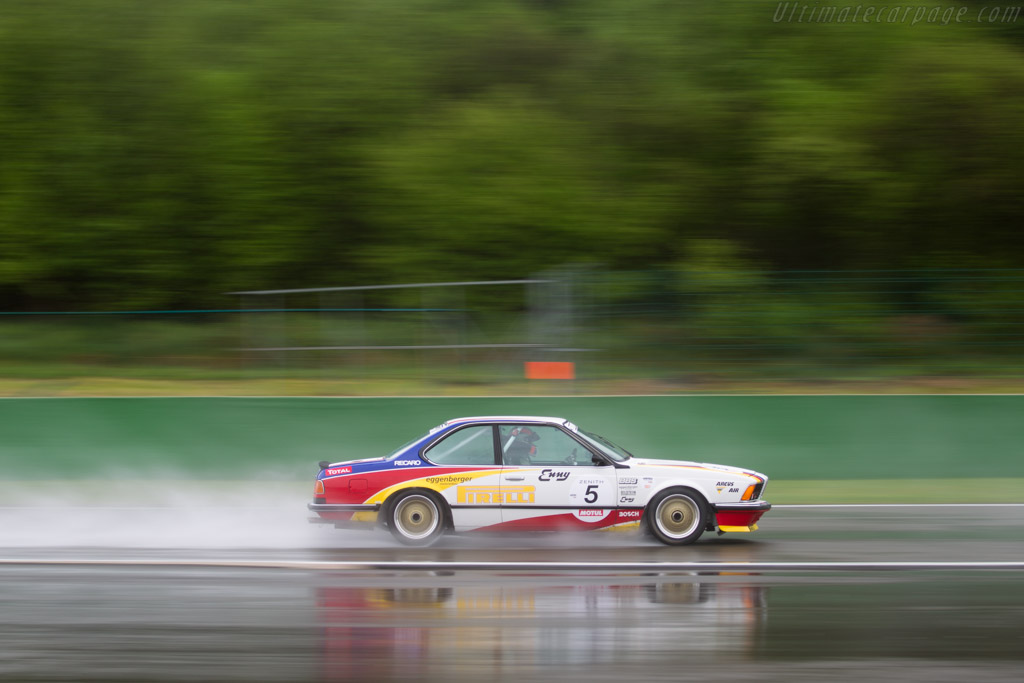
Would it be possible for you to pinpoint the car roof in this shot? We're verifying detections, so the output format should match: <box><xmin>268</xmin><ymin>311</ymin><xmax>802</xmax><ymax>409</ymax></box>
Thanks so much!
<box><xmin>439</xmin><ymin>416</ymin><xmax>576</xmax><ymax>431</ymax></box>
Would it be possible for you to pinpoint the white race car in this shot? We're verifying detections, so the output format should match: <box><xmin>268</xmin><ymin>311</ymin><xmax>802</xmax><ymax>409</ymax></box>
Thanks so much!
<box><xmin>309</xmin><ymin>416</ymin><xmax>770</xmax><ymax>546</ymax></box>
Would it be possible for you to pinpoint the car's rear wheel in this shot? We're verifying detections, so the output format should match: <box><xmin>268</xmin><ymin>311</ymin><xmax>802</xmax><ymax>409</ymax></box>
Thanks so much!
<box><xmin>387</xmin><ymin>490</ymin><xmax>446</xmax><ymax>546</ymax></box>
<box><xmin>646</xmin><ymin>488</ymin><xmax>707</xmax><ymax>546</ymax></box>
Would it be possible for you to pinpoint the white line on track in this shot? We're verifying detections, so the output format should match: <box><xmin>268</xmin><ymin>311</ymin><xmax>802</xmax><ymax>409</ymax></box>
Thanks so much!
<box><xmin>0</xmin><ymin>506</ymin><xmax>289</xmax><ymax>510</ymax></box>
<box><xmin>2</xmin><ymin>559</ymin><xmax>1024</xmax><ymax>572</ymax></box>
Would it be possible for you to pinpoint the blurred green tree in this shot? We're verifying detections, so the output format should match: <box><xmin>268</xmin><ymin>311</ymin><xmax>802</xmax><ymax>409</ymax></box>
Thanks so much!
<box><xmin>0</xmin><ymin>0</ymin><xmax>1022</xmax><ymax>311</ymax></box>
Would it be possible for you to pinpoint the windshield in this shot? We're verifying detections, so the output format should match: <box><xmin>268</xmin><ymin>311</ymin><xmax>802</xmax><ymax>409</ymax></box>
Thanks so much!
<box><xmin>578</xmin><ymin>429</ymin><xmax>633</xmax><ymax>462</ymax></box>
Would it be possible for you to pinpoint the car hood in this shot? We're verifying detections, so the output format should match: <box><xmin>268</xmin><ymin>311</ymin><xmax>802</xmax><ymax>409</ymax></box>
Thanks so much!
<box><xmin>630</xmin><ymin>458</ymin><xmax>766</xmax><ymax>480</ymax></box>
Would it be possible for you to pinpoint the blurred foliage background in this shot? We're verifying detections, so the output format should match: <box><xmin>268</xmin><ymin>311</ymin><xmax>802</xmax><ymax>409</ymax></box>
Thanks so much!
<box><xmin>0</xmin><ymin>0</ymin><xmax>1022</xmax><ymax>392</ymax></box>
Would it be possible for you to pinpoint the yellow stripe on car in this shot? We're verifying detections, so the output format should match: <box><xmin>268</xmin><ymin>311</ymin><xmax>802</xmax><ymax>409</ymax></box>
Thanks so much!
<box><xmin>364</xmin><ymin>469</ymin><xmax>502</xmax><ymax>505</ymax></box>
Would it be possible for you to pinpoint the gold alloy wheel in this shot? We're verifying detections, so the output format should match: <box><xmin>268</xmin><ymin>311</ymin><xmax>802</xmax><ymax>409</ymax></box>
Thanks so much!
<box><xmin>654</xmin><ymin>494</ymin><xmax>700</xmax><ymax>540</ymax></box>
<box><xmin>393</xmin><ymin>494</ymin><xmax>440</xmax><ymax>541</ymax></box>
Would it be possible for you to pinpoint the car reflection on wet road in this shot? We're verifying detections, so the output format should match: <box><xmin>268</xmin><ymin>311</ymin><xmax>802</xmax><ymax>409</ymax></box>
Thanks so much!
<box><xmin>316</xmin><ymin>578</ymin><xmax>766</xmax><ymax>681</ymax></box>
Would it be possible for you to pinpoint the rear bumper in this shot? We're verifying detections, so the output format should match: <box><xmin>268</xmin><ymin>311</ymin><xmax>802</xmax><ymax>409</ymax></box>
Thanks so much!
<box><xmin>712</xmin><ymin>500</ymin><xmax>771</xmax><ymax>532</ymax></box>
<box><xmin>307</xmin><ymin>502</ymin><xmax>381</xmax><ymax>529</ymax></box>
<box><xmin>307</xmin><ymin>503</ymin><xmax>381</xmax><ymax>513</ymax></box>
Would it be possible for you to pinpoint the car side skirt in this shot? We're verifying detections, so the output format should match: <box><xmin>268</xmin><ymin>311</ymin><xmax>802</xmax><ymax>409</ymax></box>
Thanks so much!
<box><xmin>471</xmin><ymin>508</ymin><xmax>644</xmax><ymax>532</ymax></box>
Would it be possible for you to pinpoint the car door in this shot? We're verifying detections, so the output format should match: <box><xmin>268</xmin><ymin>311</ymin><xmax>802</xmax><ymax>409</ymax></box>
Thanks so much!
<box><xmin>497</xmin><ymin>423</ymin><xmax>618</xmax><ymax>529</ymax></box>
<box><xmin>420</xmin><ymin>424</ymin><xmax>502</xmax><ymax>531</ymax></box>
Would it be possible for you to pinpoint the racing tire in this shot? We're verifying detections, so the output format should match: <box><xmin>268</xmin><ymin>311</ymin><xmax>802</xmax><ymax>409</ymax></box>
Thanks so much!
<box><xmin>386</xmin><ymin>490</ymin><xmax>447</xmax><ymax>546</ymax></box>
<box><xmin>645</xmin><ymin>488</ymin><xmax>708</xmax><ymax>546</ymax></box>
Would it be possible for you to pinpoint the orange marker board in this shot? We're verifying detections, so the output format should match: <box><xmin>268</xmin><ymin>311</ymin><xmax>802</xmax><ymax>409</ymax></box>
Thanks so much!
<box><xmin>524</xmin><ymin>361</ymin><xmax>575</xmax><ymax>380</ymax></box>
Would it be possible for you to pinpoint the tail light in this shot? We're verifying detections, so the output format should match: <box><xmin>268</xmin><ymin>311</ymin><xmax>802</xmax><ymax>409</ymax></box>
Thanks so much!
<box><xmin>315</xmin><ymin>480</ymin><xmax>325</xmax><ymax>496</ymax></box>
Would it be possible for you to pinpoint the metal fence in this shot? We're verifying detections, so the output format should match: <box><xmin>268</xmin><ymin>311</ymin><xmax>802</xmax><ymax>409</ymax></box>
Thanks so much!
<box><xmin>1</xmin><ymin>268</ymin><xmax>1022</xmax><ymax>390</ymax></box>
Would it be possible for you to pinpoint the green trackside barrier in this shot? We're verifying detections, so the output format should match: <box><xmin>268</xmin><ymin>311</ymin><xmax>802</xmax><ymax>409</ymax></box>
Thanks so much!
<box><xmin>0</xmin><ymin>396</ymin><xmax>1020</xmax><ymax>482</ymax></box>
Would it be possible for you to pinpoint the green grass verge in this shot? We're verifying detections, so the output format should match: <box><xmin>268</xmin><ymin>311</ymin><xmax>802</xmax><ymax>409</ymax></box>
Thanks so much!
<box><xmin>2</xmin><ymin>375</ymin><xmax>1024</xmax><ymax>397</ymax></box>
<box><xmin>767</xmin><ymin>479</ymin><xmax>1024</xmax><ymax>504</ymax></box>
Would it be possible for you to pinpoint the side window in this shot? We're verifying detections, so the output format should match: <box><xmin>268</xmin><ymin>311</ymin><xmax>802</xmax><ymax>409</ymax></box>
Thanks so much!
<box><xmin>499</xmin><ymin>425</ymin><xmax>596</xmax><ymax>466</ymax></box>
<box><xmin>424</xmin><ymin>425</ymin><xmax>496</xmax><ymax>466</ymax></box>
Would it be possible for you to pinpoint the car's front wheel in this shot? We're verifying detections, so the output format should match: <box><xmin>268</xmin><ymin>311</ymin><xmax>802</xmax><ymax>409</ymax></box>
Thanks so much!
<box><xmin>386</xmin><ymin>490</ymin><xmax>447</xmax><ymax>546</ymax></box>
<box><xmin>646</xmin><ymin>488</ymin><xmax>707</xmax><ymax>546</ymax></box>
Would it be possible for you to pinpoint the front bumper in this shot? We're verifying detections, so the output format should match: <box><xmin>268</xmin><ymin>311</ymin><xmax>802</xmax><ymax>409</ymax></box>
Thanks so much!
<box><xmin>711</xmin><ymin>500</ymin><xmax>771</xmax><ymax>532</ymax></box>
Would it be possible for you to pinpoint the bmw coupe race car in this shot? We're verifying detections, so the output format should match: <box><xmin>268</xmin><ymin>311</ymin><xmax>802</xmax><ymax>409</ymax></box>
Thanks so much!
<box><xmin>309</xmin><ymin>416</ymin><xmax>770</xmax><ymax>546</ymax></box>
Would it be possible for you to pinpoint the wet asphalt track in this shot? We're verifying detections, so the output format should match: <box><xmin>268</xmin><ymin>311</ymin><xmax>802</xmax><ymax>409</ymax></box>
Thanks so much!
<box><xmin>1</xmin><ymin>504</ymin><xmax>1023</xmax><ymax>681</ymax></box>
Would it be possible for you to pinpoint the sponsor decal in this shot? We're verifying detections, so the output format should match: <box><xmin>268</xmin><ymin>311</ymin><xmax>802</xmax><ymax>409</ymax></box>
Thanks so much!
<box><xmin>573</xmin><ymin>508</ymin><xmax>611</xmax><ymax>522</ymax></box>
<box><xmin>326</xmin><ymin>467</ymin><xmax>351</xmax><ymax>476</ymax></box>
<box><xmin>619</xmin><ymin>510</ymin><xmax>642</xmax><ymax>519</ymax></box>
<box><xmin>578</xmin><ymin>478</ymin><xmax>604</xmax><ymax>485</ymax></box>
<box><xmin>619</xmin><ymin>488</ymin><xmax>636</xmax><ymax>496</ymax></box>
<box><xmin>729</xmin><ymin>487</ymin><xmax>740</xmax><ymax>493</ymax></box>
<box><xmin>457</xmin><ymin>485</ymin><xmax>535</xmax><ymax>504</ymax></box>
<box><xmin>539</xmin><ymin>469</ymin><xmax>570</xmax><ymax>482</ymax></box>
<box><xmin>394</xmin><ymin>460</ymin><xmax>422</xmax><ymax>466</ymax></box>
<box><xmin>619</xmin><ymin>477</ymin><xmax>638</xmax><ymax>485</ymax></box>
<box><xmin>619</xmin><ymin>496</ymin><xmax>635</xmax><ymax>504</ymax></box>
<box><xmin>716</xmin><ymin>481</ymin><xmax>735</xmax><ymax>487</ymax></box>
<box><xmin>425</xmin><ymin>475</ymin><xmax>476</xmax><ymax>485</ymax></box>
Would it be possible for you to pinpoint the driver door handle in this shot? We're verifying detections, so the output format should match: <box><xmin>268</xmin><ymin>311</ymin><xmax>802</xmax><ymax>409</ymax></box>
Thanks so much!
<box><xmin>504</xmin><ymin>475</ymin><xmax>525</xmax><ymax>481</ymax></box>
